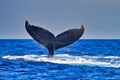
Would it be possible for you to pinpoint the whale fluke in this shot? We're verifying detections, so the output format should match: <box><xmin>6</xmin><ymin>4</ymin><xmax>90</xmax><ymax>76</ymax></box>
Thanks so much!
<box><xmin>25</xmin><ymin>20</ymin><xmax>84</xmax><ymax>57</ymax></box>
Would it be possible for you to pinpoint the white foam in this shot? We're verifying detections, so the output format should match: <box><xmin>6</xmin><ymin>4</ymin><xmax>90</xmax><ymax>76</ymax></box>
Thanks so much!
<box><xmin>2</xmin><ymin>54</ymin><xmax>120</xmax><ymax>68</ymax></box>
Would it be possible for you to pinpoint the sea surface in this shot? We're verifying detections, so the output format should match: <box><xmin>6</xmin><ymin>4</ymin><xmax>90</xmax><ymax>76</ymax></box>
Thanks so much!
<box><xmin>0</xmin><ymin>39</ymin><xmax>120</xmax><ymax>80</ymax></box>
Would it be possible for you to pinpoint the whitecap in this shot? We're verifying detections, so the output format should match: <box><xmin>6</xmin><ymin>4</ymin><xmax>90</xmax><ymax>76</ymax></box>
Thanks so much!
<box><xmin>2</xmin><ymin>54</ymin><xmax>120</xmax><ymax>68</ymax></box>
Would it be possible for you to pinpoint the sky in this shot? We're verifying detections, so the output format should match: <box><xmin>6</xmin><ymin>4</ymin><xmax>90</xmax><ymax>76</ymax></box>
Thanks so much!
<box><xmin>0</xmin><ymin>0</ymin><xmax>120</xmax><ymax>39</ymax></box>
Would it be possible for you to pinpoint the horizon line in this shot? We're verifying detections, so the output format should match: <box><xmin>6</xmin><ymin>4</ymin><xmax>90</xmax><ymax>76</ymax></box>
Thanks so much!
<box><xmin>0</xmin><ymin>38</ymin><xmax>120</xmax><ymax>40</ymax></box>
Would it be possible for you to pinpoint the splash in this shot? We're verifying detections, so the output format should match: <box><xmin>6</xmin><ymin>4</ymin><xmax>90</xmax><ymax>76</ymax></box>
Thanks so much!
<box><xmin>2</xmin><ymin>54</ymin><xmax>120</xmax><ymax>68</ymax></box>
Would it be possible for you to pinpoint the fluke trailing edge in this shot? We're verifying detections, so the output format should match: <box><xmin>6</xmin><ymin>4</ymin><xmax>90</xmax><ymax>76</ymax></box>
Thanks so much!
<box><xmin>25</xmin><ymin>20</ymin><xmax>84</xmax><ymax>57</ymax></box>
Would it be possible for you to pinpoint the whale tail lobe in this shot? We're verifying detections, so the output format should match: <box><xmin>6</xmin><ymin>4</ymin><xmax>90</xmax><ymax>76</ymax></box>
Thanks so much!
<box><xmin>25</xmin><ymin>20</ymin><xmax>84</xmax><ymax>57</ymax></box>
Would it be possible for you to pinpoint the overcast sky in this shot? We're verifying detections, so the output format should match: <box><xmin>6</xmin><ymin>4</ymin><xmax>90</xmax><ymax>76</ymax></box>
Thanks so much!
<box><xmin>0</xmin><ymin>0</ymin><xmax>120</xmax><ymax>39</ymax></box>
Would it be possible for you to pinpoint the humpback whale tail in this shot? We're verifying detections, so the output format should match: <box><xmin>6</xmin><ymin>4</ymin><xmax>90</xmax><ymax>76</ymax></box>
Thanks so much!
<box><xmin>25</xmin><ymin>20</ymin><xmax>84</xmax><ymax>57</ymax></box>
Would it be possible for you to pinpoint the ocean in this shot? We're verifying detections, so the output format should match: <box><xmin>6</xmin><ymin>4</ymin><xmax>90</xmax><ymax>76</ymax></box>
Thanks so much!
<box><xmin>0</xmin><ymin>39</ymin><xmax>120</xmax><ymax>80</ymax></box>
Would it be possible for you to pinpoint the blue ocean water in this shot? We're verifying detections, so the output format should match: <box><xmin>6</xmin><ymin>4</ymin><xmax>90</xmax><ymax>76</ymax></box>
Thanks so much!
<box><xmin>0</xmin><ymin>39</ymin><xmax>120</xmax><ymax>80</ymax></box>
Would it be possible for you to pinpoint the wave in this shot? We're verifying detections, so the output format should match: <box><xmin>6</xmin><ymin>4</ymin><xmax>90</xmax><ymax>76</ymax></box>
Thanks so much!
<box><xmin>2</xmin><ymin>54</ymin><xmax>120</xmax><ymax>68</ymax></box>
